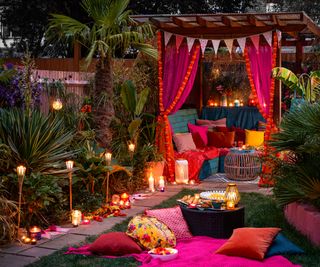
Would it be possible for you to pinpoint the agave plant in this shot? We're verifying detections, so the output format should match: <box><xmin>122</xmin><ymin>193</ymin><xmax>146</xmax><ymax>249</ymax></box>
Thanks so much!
<box><xmin>272</xmin><ymin>67</ymin><xmax>320</xmax><ymax>102</ymax></box>
<box><xmin>0</xmin><ymin>108</ymin><xmax>76</xmax><ymax>174</ymax></box>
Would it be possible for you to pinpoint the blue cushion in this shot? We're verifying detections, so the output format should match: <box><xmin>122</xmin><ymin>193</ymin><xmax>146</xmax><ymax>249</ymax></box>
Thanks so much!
<box><xmin>265</xmin><ymin>233</ymin><xmax>304</xmax><ymax>258</ymax></box>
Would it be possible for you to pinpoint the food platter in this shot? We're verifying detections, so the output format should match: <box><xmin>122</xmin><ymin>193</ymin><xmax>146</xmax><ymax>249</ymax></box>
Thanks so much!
<box><xmin>200</xmin><ymin>191</ymin><xmax>225</xmax><ymax>201</ymax></box>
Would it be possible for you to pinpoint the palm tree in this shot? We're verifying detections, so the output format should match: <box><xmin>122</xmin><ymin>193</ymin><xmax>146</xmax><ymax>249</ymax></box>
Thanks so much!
<box><xmin>46</xmin><ymin>0</ymin><xmax>155</xmax><ymax>147</ymax></box>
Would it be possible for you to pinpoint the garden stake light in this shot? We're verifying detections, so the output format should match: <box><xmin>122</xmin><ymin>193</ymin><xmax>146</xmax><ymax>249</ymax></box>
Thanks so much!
<box><xmin>104</xmin><ymin>152</ymin><xmax>112</xmax><ymax>203</ymax></box>
<box><xmin>16</xmin><ymin>165</ymin><xmax>26</xmax><ymax>239</ymax></box>
<box><xmin>66</xmin><ymin>160</ymin><xmax>74</xmax><ymax>212</ymax></box>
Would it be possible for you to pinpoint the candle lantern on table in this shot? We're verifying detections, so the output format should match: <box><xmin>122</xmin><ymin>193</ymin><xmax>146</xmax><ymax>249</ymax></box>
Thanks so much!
<box><xmin>158</xmin><ymin>176</ymin><xmax>165</xmax><ymax>192</ymax></box>
<box><xmin>224</xmin><ymin>183</ymin><xmax>240</xmax><ymax>210</ymax></box>
<box><xmin>104</xmin><ymin>152</ymin><xmax>112</xmax><ymax>203</ymax></box>
<box><xmin>175</xmin><ymin>159</ymin><xmax>189</xmax><ymax>184</ymax></box>
<box><xmin>120</xmin><ymin>193</ymin><xmax>129</xmax><ymax>202</ymax></box>
<box><xmin>16</xmin><ymin>165</ymin><xmax>26</xmax><ymax>238</ymax></box>
<box><xmin>29</xmin><ymin>226</ymin><xmax>41</xmax><ymax>240</ymax></box>
<box><xmin>148</xmin><ymin>173</ymin><xmax>155</xmax><ymax>192</ymax></box>
<box><xmin>66</xmin><ymin>160</ymin><xmax>74</xmax><ymax>213</ymax></box>
<box><xmin>112</xmin><ymin>194</ymin><xmax>120</xmax><ymax>205</ymax></box>
<box><xmin>71</xmin><ymin>210</ymin><xmax>82</xmax><ymax>227</ymax></box>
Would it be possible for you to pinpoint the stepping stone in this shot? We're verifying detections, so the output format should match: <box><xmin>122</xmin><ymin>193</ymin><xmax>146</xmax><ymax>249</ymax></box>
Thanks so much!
<box><xmin>0</xmin><ymin>253</ymin><xmax>36</xmax><ymax>267</ymax></box>
<box><xmin>37</xmin><ymin>234</ymin><xmax>87</xmax><ymax>250</ymax></box>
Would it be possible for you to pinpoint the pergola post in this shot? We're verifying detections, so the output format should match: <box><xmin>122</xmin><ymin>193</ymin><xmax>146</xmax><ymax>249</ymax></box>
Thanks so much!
<box><xmin>295</xmin><ymin>37</ymin><xmax>303</xmax><ymax>74</ymax></box>
<box><xmin>273</xmin><ymin>40</ymin><xmax>282</xmax><ymax>126</ymax></box>
<box><xmin>73</xmin><ymin>41</ymin><xmax>81</xmax><ymax>72</ymax></box>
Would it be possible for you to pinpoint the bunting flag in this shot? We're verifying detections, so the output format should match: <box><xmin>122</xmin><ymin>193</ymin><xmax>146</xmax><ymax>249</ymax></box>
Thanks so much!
<box><xmin>199</xmin><ymin>39</ymin><xmax>208</xmax><ymax>57</ymax></box>
<box><xmin>237</xmin><ymin>37</ymin><xmax>246</xmax><ymax>54</ymax></box>
<box><xmin>212</xmin><ymin>39</ymin><xmax>221</xmax><ymax>56</ymax></box>
<box><xmin>186</xmin><ymin>37</ymin><xmax>196</xmax><ymax>52</ymax></box>
<box><xmin>175</xmin><ymin>35</ymin><xmax>184</xmax><ymax>52</ymax></box>
<box><xmin>276</xmin><ymin>30</ymin><xmax>282</xmax><ymax>47</ymax></box>
<box><xmin>164</xmin><ymin>31</ymin><xmax>173</xmax><ymax>46</ymax></box>
<box><xmin>224</xmin><ymin>39</ymin><xmax>234</xmax><ymax>55</ymax></box>
<box><xmin>250</xmin><ymin>35</ymin><xmax>260</xmax><ymax>52</ymax></box>
<box><xmin>263</xmin><ymin>31</ymin><xmax>272</xmax><ymax>47</ymax></box>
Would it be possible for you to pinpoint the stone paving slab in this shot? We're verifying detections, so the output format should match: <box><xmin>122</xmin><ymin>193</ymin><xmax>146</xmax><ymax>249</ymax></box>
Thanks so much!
<box><xmin>0</xmin><ymin>253</ymin><xmax>35</xmax><ymax>267</ymax></box>
<box><xmin>37</xmin><ymin>233</ymin><xmax>87</xmax><ymax>250</ymax></box>
<box><xmin>18</xmin><ymin>247</ymin><xmax>56</xmax><ymax>258</ymax></box>
<box><xmin>132</xmin><ymin>196</ymin><xmax>169</xmax><ymax>207</ymax></box>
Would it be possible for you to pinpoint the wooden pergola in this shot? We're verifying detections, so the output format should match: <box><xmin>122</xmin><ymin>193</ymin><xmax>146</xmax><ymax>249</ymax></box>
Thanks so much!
<box><xmin>132</xmin><ymin>12</ymin><xmax>320</xmax><ymax>124</ymax></box>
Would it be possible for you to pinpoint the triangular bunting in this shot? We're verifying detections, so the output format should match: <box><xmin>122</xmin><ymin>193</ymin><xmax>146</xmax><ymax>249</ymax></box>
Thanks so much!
<box><xmin>276</xmin><ymin>30</ymin><xmax>282</xmax><ymax>47</ymax></box>
<box><xmin>164</xmin><ymin>31</ymin><xmax>173</xmax><ymax>47</ymax></box>
<box><xmin>224</xmin><ymin>39</ymin><xmax>234</xmax><ymax>55</ymax></box>
<box><xmin>199</xmin><ymin>39</ymin><xmax>209</xmax><ymax>57</ymax></box>
<box><xmin>175</xmin><ymin>35</ymin><xmax>184</xmax><ymax>52</ymax></box>
<box><xmin>186</xmin><ymin>37</ymin><xmax>196</xmax><ymax>52</ymax></box>
<box><xmin>211</xmin><ymin>40</ymin><xmax>221</xmax><ymax>56</ymax></box>
<box><xmin>237</xmin><ymin>37</ymin><xmax>246</xmax><ymax>54</ymax></box>
<box><xmin>250</xmin><ymin>35</ymin><xmax>260</xmax><ymax>52</ymax></box>
<box><xmin>263</xmin><ymin>31</ymin><xmax>272</xmax><ymax>47</ymax></box>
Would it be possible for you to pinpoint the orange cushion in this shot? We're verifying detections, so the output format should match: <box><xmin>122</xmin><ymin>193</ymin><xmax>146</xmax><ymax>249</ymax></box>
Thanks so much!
<box><xmin>216</xmin><ymin>227</ymin><xmax>281</xmax><ymax>260</ymax></box>
<box><xmin>207</xmin><ymin>131</ymin><xmax>235</xmax><ymax>148</ymax></box>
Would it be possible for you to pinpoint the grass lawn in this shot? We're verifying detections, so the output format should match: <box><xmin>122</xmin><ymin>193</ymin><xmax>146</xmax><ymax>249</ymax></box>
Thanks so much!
<box><xmin>28</xmin><ymin>190</ymin><xmax>320</xmax><ymax>267</ymax></box>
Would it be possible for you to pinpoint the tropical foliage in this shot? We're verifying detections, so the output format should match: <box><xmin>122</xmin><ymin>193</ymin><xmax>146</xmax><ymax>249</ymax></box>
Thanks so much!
<box><xmin>270</xmin><ymin>103</ymin><xmax>320</xmax><ymax>208</ymax></box>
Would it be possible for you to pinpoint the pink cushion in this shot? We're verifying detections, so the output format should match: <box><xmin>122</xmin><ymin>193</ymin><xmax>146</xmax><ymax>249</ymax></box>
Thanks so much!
<box><xmin>188</xmin><ymin>123</ymin><xmax>208</xmax><ymax>146</ymax></box>
<box><xmin>145</xmin><ymin>206</ymin><xmax>192</xmax><ymax>239</ymax></box>
<box><xmin>196</xmin><ymin>118</ymin><xmax>227</xmax><ymax>128</ymax></box>
<box><xmin>173</xmin><ymin>133</ymin><xmax>196</xmax><ymax>152</ymax></box>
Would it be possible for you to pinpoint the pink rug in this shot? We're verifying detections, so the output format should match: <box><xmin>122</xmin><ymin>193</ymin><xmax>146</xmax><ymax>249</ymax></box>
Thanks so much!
<box><xmin>66</xmin><ymin>236</ymin><xmax>300</xmax><ymax>267</ymax></box>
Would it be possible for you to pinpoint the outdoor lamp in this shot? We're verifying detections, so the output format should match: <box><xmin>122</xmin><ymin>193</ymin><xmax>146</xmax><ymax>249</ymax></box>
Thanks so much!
<box><xmin>128</xmin><ymin>142</ymin><xmax>135</xmax><ymax>153</ymax></box>
<box><xmin>66</xmin><ymin>160</ymin><xmax>74</xmax><ymax>170</ymax></box>
<box><xmin>225</xmin><ymin>183</ymin><xmax>240</xmax><ymax>206</ymax></box>
<box><xmin>52</xmin><ymin>99</ymin><xmax>63</xmax><ymax>110</ymax></box>
<box><xmin>66</xmin><ymin>160</ymin><xmax>74</xmax><ymax>212</ymax></box>
<box><xmin>16</xmin><ymin>165</ymin><xmax>26</xmax><ymax>238</ymax></box>
<box><xmin>104</xmin><ymin>152</ymin><xmax>112</xmax><ymax>166</ymax></box>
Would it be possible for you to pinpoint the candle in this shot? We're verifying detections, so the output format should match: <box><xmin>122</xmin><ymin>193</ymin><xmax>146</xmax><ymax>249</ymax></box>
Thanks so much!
<box><xmin>29</xmin><ymin>226</ymin><xmax>41</xmax><ymax>240</ymax></box>
<box><xmin>104</xmin><ymin>152</ymin><xmax>112</xmax><ymax>165</ymax></box>
<box><xmin>119</xmin><ymin>200</ymin><xmax>124</xmax><ymax>207</ymax></box>
<box><xmin>21</xmin><ymin>235</ymin><xmax>26</xmax><ymax>242</ymax></box>
<box><xmin>234</xmin><ymin>99</ymin><xmax>240</xmax><ymax>107</ymax></box>
<box><xmin>120</xmin><ymin>193</ymin><xmax>129</xmax><ymax>202</ymax></box>
<box><xmin>66</xmin><ymin>160</ymin><xmax>74</xmax><ymax>170</ymax></box>
<box><xmin>71</xmin><ymin>210</ymin><xmax>82</xmax><ymax>227</ymax></box>
<box><xmin>189</xmin><ymin>180</ymin><xmax>195</xmax><ymax>185</ymax></box>
<box><xmin>149</xmin><ymin>173</ymin><xmax>155</xmax><ymax>192</ymax></box>
<box><xmin>227</xmin><ymin>200</ymin><xmax>235</xmax><ymax>210</ymax></box>
<box><xmin>194</xmin><ymin>193</ymin><xmax>200</xmax><ymax>200</ymax></box>
<box><xmin>128</xmin><ymin>143</ymin><xmax>135</xmax><ymax>153</ymax></box>
<box><xmin>229</xmin><ymin>103</ymin><xmax>234</xmax><ymax>107</ymax></box>
<box><xmin>81</xmin><ymin>219</ymin><xmax>90</xmax><ymax>225</ymax></box>
<box><xmin>240</xmin><ymin>101</ymin><xmax>244</xmax><ymax>106</ymax></box>
<box><xmin>31</xmin><ymin>238</ymin><xmax>37</xmax><ymax>245</ymax></box>
<box><xmin>24</xmin><ymin>237</ymin><xmax>31</xmax><ymax>244</ymax></box>
<box><xmin>158</xmin><ymin>176</ymin><xmax>165</xmax><ymax>192</ymax></box>
<box><xmin>125</xmin><ymin>201</ymin><xmax>131</xmax><ymax>209</ymax></box>
<box><xmin>17</xmin><ymin>165</ymin><xmax>26</xmax><ymax>177</ymax></box>
<box><xmin>214</xmin><ymin>103</ymin><xmax>218</xmax><ymax>107</ymax></box>
<box><xmin>112</xmin><ymin>194</ymin><xmax>120</xmax><ymax>205</ymax></box>
<box><xmin>242</xmin><ymin>145</ymin><xmax>247</xmax><ymax>150</ymax></box>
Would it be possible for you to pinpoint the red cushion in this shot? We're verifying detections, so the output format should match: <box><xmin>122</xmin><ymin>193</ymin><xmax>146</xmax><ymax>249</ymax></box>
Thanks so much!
<box><xmin>188</xmin><ymin>123</ymin><xmax>208</xmax><ymax>146</ymax></box>
<box><xmin>215</xmin><ymin>126</ymin><xmax>229</xmax><ymax>133</ymax></box>
<box><xmin>207</xmin><ymin>131</ymin><xmax>235</xmax><ymax>148</ymax></box>
<box><xmin>191</xmin><ymin>132</ymin><xmax>206</xmax><ymax>149</ymax></box>
<box><xmin>230</xmin><ymin>126</ymin><xmax>246</xmax><ymax>143</ymax></box>
<box><xmin>216</xmin><ymin>227</ymin><xmax>281</xmax><ymax>260</ymax></box>
<box><xmin>88</xmin><ymin>232</ymin><xmax>142</xmax><ymax>255</ymax></box>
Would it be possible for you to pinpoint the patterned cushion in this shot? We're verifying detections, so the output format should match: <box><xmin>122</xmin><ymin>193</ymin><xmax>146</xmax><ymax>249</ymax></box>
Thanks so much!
<box><xmin>196</xmin><ymin>118</ymin><xmax>227</xmax><ymax>128</ymax></box>
<box><xmin>145</xmin><ymin>206</ymin><xmax>192</xmax><ymax>239</ymax></box>
<box><xmin>126</xmin><ymin>215</ymin><xmax>176</xmax><ymax>250</ymax></box>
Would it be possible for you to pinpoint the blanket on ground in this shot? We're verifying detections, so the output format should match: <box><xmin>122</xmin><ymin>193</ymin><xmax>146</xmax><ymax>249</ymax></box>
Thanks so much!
<box><xmin>175</xmin><ymin>147</ymin><xmax>219</xmax><ymax>182</ymax></box>
<box><xmin>66</xmin><ymin>236</ymin><xmax>300</xmax><ymax>267</ymax></box>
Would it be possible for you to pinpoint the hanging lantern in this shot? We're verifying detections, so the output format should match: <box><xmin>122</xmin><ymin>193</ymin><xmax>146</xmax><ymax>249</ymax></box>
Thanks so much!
<box><xmin>175</xmin><ymin>159</ymin><xmax>189</xmax><ymax>184</ymax></box>
<box><xmin>224</xmin><ymin>183</ymin><xmax>240</xmax><ymax>208</ymax></box>
<box><xmin>52</xmin><ymin>99</ymin><xmax>63</xmax><ymax>110</ymax></box>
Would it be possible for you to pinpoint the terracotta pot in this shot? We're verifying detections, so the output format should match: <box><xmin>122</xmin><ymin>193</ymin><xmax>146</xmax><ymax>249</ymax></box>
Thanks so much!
<box><xmin>146</xmin><ymin>161</ymin><xmax>165</xmax><ymax>187</ymax></box>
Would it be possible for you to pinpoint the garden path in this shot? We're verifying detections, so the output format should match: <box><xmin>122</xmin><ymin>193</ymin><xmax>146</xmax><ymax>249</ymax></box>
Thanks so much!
<box><xmin>0</xmin><ymin>174</ymin><xmax>270</xmax><ymax>267</ymax></box>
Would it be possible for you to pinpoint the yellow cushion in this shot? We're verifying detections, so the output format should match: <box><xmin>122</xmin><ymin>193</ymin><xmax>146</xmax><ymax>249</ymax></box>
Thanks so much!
<box><xmin>126</xmin><ymin>215</ymin><xmax>176</xmax><ymax>250</ymax></box>
<box><xmin>245</xmin><ymin>129</ymin><xmax>265</xmax><ymax>147</ymax></box>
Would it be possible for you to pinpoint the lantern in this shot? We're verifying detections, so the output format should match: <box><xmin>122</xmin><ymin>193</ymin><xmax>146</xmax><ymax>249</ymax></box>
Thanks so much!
<box><xmin>104</xmin><ymin>152</ymin><xmax>112</xmax><ymax>166</ymax></box>
<box><xmin>29</xmin><ymin>226</ymin><xmax>41</xmax><ymax>240</ymax></box>
<box><xmin>52</xmin><ymin>99</ymin><xmax>63</xmax><ymax>110</ymax></box>
<box><xmin>128</xmin><ymin>142</ymin><xmax>135</xmax><ymax>153</ymax></box>
<box><xmin>112</xmin><ymin>194</ymin><xmax>120</xmax><ymax>205</ymax></box>
<box><xmin>158</xmin><ymin>176</ymin><xmax>165</xmax><ymax>192</ymax></box>
<box><xmin>175</xmin><ymin>159</ymin><xmax>189</xmax><ymax>184</ymax></box>
<box><xmin>224</xmin><ymin>183</ymin><xmax>240</xmax><ymax>205</ymax></box>
<box><xmin>71</xmin><ymin>210</ymin><xmax>82</xmax><ymax>227</ymax></box>
<box><xmin>66</xmin><ymin>160</ymin><xmax>74</xmax><ymax>170</ymax></box>
<box><xmin>148</xmin><ymin>173</ymin><xmax>155</xmax><ymax>192</ymax></box>
<box><xmin>120</xmin><ymin>193</ymin><xmax>129</xmax><ymax>202</ymax></box>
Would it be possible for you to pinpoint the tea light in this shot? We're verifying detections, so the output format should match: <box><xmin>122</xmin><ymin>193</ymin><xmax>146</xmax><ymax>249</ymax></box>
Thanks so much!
<box><xmin>112</xmin><ymin>194</ymin><xmax>120</xmax><ymax>205</ymax></box>
<box><xmin>240</xmin><ymin>101</ymin><xmax>244</xmax><ymax>106</ymax></box>
<box><xmin>234</xmin><ymin>99</ymin><xmax>240</xmax><ymax>107</ymax></box>
<box><xmin>194</xmin><ymin>193</ymin><xmax>200</xmax><ymax>200</ymax></box>
<box><xmin>128</xmin><ymin>143</ymin><xmax>135</xmax><ymax>153</ymax></box>
<box><xmin>242</xmin><ymin>145</ymin><xmax>247</xmax><ymax>150</ymax></box>
<box><xmin>125</xmin><ymin>200</ymin><xmax>131</xmax><ymax>209</ymax></box>
<box><xmin>214</xmin><ymin>103</ymin><xmax>218</xmax><ymax>107</ymax></box>
<box><xmin>71</xmin><ymin>210</ymin><xmax>82</xmax><ymax>227</ymax></box>
<box><xmin>227</xmin><ymin>200</ymin><xmax>235</xmax><ymax>210</ymax></box>
<box><xmin>24</xmin><ymin>237</ymin><xmax>31</xmax><ymax>244</ymax></box>
<box><xmin>189</xmin><ymin>180</ymin><xmax>195</xmax><ymax>185</ymax></box>
<box><xmin>31</xmin><ymin>238</ymin><xmax>37</xmax><ymax>245</ymax></box>
<box><xmin>81</xmin><ymin>219</ymin><xmax>90</xmax><ymax>225</ymax></box>
<box><xmin>229</xmin><ymin>103</ymin><xmax>234</xmax><ymax>107</ymax></box>
<box><xmin>119</xmin><ymin>200</ymin><xmax>124</xmax><ymax>207</ymax></box>
<box><xmin>21</xmin><ymin>235</ymin><xmax>26</xmax><ymax>242</ymax></box>
<box><xmin>120</xmin><ymin>193</ymin><xmax>129</xmax><ymax>202</ymax></box>
<box><xmin>158</xmin><ymin>176</ymin><xmax>165</xmax><ymax>192</ymax></box>
<box><xmin>149</xmin><ymin>173</ymin><xmax>155</xmax><ymax>192</ymax></box>
<box><xmin>29</xmin><ymin>226</ymin><xmax>41</xmax><ymax>240</ymax></box>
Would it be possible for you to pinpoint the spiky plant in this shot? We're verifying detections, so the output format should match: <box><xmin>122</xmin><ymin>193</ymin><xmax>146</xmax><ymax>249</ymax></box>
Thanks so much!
<box><xmin>270</xmin><ymin>103</ymin><xmax>320</xmax><ymax>208</ymax></box>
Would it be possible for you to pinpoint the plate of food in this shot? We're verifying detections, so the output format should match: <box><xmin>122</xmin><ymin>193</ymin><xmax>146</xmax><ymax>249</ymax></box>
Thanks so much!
<box><xmin>200</xmin><ymin>191</ymin><xmax>225</xmax><ymax>201</ymax></box>
<box><xmin>148</xmin><ymin>247</ymin><xmax>178</xmax><ymax>261</ymax></box>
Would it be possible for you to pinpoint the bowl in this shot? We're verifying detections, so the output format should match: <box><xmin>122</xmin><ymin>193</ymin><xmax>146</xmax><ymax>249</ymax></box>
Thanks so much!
<box><xmin>148</xmin><ymin>248</ymin><xmax>178</xmax><ymax>261</ymax></box>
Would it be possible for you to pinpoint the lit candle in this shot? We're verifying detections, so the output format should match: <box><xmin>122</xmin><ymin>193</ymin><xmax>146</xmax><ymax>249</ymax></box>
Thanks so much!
<box><xmin>24</xmin><ymin>237</ymin><xmax>31</xmax><ymax>244</ymax></box>
<box><xmin>234</xmin><ymin>99</ymin><xmax>240</xmax><ymax>107</ymax></box>
<box><xmin>81</xmin><ymin>219</ymin><xmax>90</xmax><ymax>225</ymax></box>
<box><xmin>104</xmin><ymin>152</ymin><xmax>112</xmax><ymax>165</ymax></box>
<box><xmin>149</xmin><ymin>173</ymin><xmax>155</xmax><ymax>192</ymax></box>
<box><xmin>119</xmin><ymin>200</ymin><xmax>124</xmax><ymax>207</ymax></box>
<box><xmin>31</xmin><ymin>238</ymin><xmax>37</xmax><ymax>245</ymax></box>
<box><xmin>240</xmin><ymin>101</ymin><xmax>244</xmax><ymax>106</ymax></box>
<box><xmin>66</xmin><ymin>160</ymin><xmax>74</xmax><ymax>170</ymax></box>
<box><xmin>111</xmin><ymin>194</ymin><xmax>120</xmax><ymax>205</ymax></box>
<box><xmin>21</xmin><ymin>235</ymin><xmax>26</xmax><ymax>242</ymax></box>
<box><xmin>120</xmin><ymin>193</ymin><xmax>129</xmax><ymax>202</ymax></box>
<box><xmin>242</xmin><ymin>145</ymin><xmax>246</xmax><ymax>150</ymax></box>
<box><xmin>17</xmin><ymin>165</ymin><xmax>26</xmax><ymax>177</ymax></box>
<box><xmin>29</xmin><ymin>226</ymin><xmax>41</xmax><ymax>240</ymax></box>
<box><xmin>128</xmin><ymin>143</ymin><xmax>135</xmax><ymax>153</ymax></box>
<box><xmin>227</xmin><ymin>200</ymin><xmax>235</xmax><ymax>210</ymax></box>
<box><xmin>52</xmin><ymin>99</ymin><xmax>63</xmax><ymax>110</ymax></box>
<box><xmin>194</xmin><ymin>193</ymin><xmax>200</xmax><ymax>200</ymax></box>
<box><xmin>189</xmin><ymin>180</ymin><xmax>195</xmax><ymax>185</ymax></box>
<box><xmin>229</xmin><ymin>103</ymin><xmax>234</xmax><ymax>107</ymax></box>
<box><xmin>158</xmin><ymin>176</ymin><xmax>165</xmax><ymax>192</ymax></box>
<box><xmin>71</xmin><ymin>210</ymin><xmax>82</xmax><ymax>227</ymax></box>
<box><xmin>125</xmin><ymin>200</ymin><xmax>131</xmax><ymax>209</ymax></box>
<box><xmin>214</xmin><ymin>103</ymin><xmax>218</xmax><ymax>107</ymax></box>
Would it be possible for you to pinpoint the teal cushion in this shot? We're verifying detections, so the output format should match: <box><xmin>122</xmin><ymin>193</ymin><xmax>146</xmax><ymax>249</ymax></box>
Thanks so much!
<box><xmin>265</xmin><ymin>233</ymin><xmax>304</xmax><ymax>258</ymax></box>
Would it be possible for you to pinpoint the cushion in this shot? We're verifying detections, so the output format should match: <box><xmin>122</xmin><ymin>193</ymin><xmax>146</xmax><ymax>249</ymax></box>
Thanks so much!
<box><xmin>173</xmin><ymin>133</ymin><xmax>196</xmax><ymax>152</ymax></box>
<box><xmin>207</xmin><ymin>131</ymin><xmax>235</xmax><ymax>148</ymax></box>
<box><xmin>245</xmin><ymin>129</ymin><xmax>265</xmax><ymax>147</ymax></box>
<box><xmin>191</xmin><ymin>132</ymin><xmax>206</xmax><ymax>149</ymax></box>
<box><xmin>230</xmin><ymin>126</ymin><xmax>246</xmax><ymax>143</ymax></box>
<box><xmin>145</xmin><ymin>206</ymin><xmax>192</xmax><ymax>239</ymax></box>
<box><xmin>188</xmin><ymin>123</ymin><xmax>208</xmax><ymax>146</ymax></box>
<box><xmin>265</xmin><ymin>233</ymin><xmax>304</xmax><ymax>258</ymax></box>
<box><xmin>88</xmin><ymin>232</ymin><xmax>142</xmax><ymax>256</ymax></box>
<box><xmin>196</xmin><ymin>118</ymin><xmax>227</xmax><ymax>128</ymax></box>
<box><xmin>126</xmin><ymin>215</ymin><xmax>176</xmax><ymax>250</ymax></box>
<box><xmin>216</xmin><ymin>227</ymin><xmax>281</xmax><ymax>260</ymax></box>
<box><xmin>257</xmin><ymin>121</ymin><xmax>267</xmax><ymax>131</ymax></box>
<box><xmin>215</xmin><ymin>126</ymin><xmax>229</xmax><ymax>132</ymax></box>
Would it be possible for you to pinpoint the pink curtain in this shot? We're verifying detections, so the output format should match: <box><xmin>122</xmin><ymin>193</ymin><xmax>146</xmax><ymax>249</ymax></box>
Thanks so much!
<box><xmin>162</xmin><ymin>41</ymin><xmax>200</xmax><ymax>113</ymax></box>
<box><xmin>247</xmin><ymin>44</ymin><xmax>272</xmax><ymax>118</ymax></box>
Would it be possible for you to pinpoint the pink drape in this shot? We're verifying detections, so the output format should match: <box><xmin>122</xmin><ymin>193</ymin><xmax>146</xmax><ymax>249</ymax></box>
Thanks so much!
<box><xmin>247</xmin><ymin>44</ymin><xmax>272</xmax><ymax>118</ymax></box>
<box><xmin>162</xmin><ymin>41</ymin><xmax>200</xmax><ymax>113</ymax></box>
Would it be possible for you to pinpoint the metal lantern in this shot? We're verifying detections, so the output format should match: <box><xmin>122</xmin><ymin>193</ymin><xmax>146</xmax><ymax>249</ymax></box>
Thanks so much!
<box><xmin>71</xmin><ymin>210</ymin><xmax>82</xmax><ymax>227</ymax></box>
<box><xmin>175</xmin><ymin>159</ymin><xmax>189</xmax><ymax>184</ymax></box>
<box><xmin>224</xmin><ymin>183</ymin><xmax>240</xmax><ymax>205</ymax></box>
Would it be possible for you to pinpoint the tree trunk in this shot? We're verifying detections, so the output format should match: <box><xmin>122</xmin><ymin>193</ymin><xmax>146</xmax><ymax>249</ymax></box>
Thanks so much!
<box><xmin>93</xmin><ymin>56</ymin><xmax>114</xmax><ymax>148</ymax></box>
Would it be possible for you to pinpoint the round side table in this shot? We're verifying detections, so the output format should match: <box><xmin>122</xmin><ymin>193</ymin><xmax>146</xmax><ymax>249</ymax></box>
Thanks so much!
<box><xmin>224</xmin><ymin>148</ymin><xmax>261</xmax><ymax>181</ymax></box>
<box><xmin>180</xmin><ymin>205</ymin><xmax>244</xmax><ymax>239</ymax></box>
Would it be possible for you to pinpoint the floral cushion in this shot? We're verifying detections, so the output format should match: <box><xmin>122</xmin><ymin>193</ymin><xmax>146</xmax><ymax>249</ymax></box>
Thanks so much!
<box><xmin>145</xmin><ymin>206</ymin><xmax>192</xmax><ymax>239</ymax></box>
<box><xmin>126</xmin><ymin>215</ymin><xmax>176</xmax><ymax>250</ymax></box>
